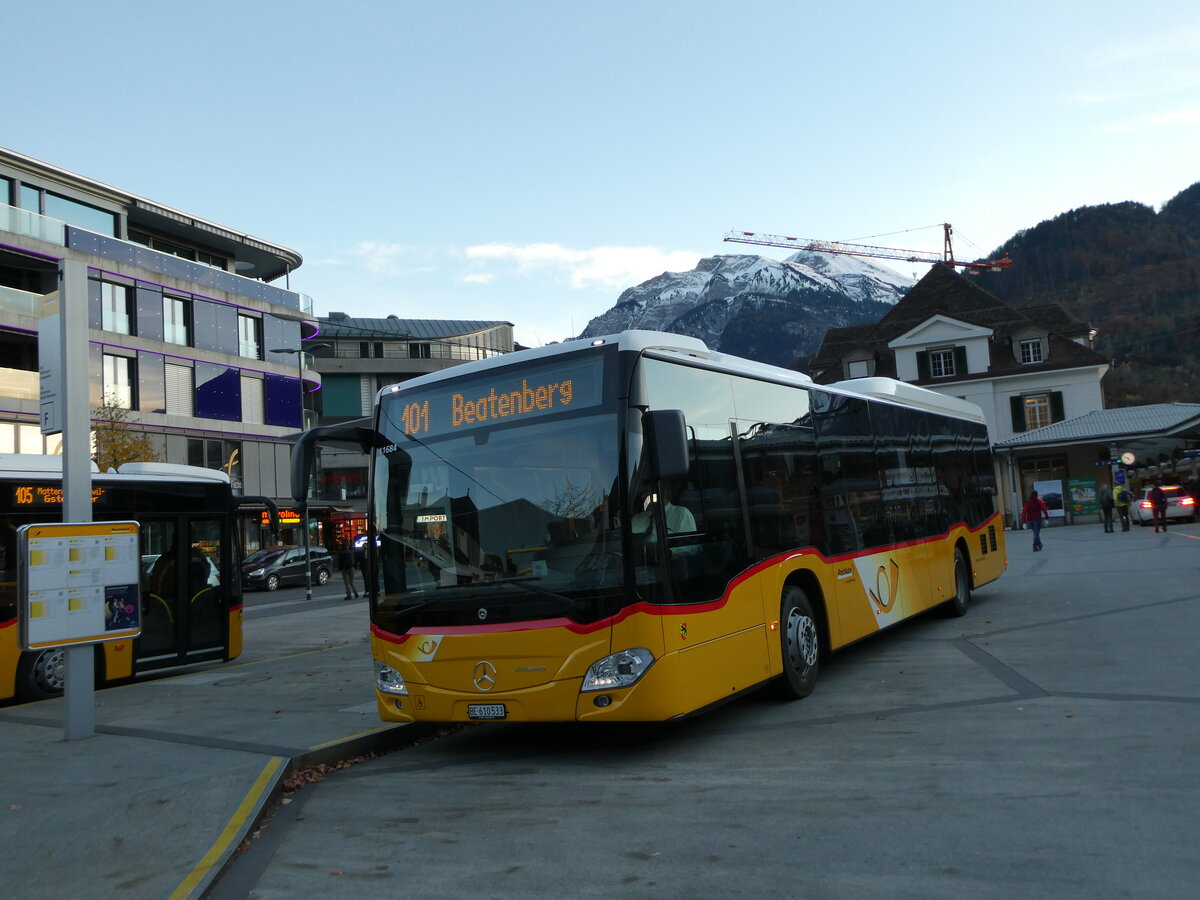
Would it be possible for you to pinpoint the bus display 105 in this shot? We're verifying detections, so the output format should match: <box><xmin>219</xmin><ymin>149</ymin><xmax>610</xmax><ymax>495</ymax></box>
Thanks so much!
<box><xmin>300</xmin><ymin>332</ymin><xmax>1006</xmax><ymax>723</ymax></box>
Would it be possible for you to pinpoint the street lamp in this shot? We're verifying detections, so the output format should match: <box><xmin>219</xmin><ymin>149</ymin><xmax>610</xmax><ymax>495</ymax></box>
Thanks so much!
<box><xmin>270</xmin><ymin>342</ymin><xmax>331</xmax><ymax>602</ymax></box>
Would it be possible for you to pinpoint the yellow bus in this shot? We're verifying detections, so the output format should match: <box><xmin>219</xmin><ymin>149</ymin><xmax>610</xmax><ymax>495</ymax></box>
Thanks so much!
<box><xmin>0</xmin><ymin>455</ymin><xmax>258</xmax><ymax>703</ymax></box>
<box><xmin>299</xmin><ymin>331</ymin><xmax>1006</xmax><ymax>722</ymax></box>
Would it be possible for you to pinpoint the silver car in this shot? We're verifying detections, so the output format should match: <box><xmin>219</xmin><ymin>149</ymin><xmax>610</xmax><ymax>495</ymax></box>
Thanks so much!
<box><xmin>1130</xmin><ymin>484</ymin><xmax>1196</xmax><ymax>525</ymax></box>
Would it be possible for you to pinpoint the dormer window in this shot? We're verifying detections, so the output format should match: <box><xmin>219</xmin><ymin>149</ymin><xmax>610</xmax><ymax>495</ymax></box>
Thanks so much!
<box><xmin>929</xmin><ymin>348</ymin><xmax>956</xmax><ymax>378</ymax></box>
<box><xmin>845</xmin><ymin>358</ymin><xmax>873</xmax><ymax>379</ymax></box>
<box><xmin>1019</xmin><ymin>338</ymin><xmax>1044</xmax><ymax>364</ymax></box>
<box><xmin>915</xmin><ymin>346</ymin><xmax>966</xmax><ymax>380</ymax></box>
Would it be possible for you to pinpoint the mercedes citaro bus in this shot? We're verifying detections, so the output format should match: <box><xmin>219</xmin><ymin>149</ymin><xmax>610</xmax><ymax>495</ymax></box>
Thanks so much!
<box><xmin>292</xmin><ymin>331</ymin><xmax>1007</xmax><ymax>722</ymax></box>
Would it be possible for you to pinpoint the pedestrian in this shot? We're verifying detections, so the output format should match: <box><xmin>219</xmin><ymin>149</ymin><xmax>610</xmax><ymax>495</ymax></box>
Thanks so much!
<box><xmin>1097</xmin><ymin>483</ymin><xmax>1114</xmax><ymax>533</ymax></box>
<box><xmin>356</xmin><ymin>542</ymin><xmax>371</xmax><ymax>596</ymax></box>
<box><xmin>1021</xmin><ymin>489</ymin><xmax>1050</xmax><ymax>551</ymax></box>
<box><xmin>1114</xmin><ymin>482</ymin><xmax>1133</xmax><ymax>531</ymax></box>
<box><xmin>337</xmin><ymin>543</ymin><xmax>359</xmax><ymax>599</ymax></box>
<box><xmin>1149</xmin><ymin>481</ymin><xmax>1169</xmax><ymax>533</ymax></box>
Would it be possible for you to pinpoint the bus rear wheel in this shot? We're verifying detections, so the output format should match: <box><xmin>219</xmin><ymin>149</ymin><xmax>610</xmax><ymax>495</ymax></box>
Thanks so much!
<box><xmin>17</xmin><ymin>648</ymin><xmax>67</xmax><ymax>701</ymax></box>
<box><xmin>943</xmin><ymin>548</ymin><xmax>971</xmax><ymax>618</ymax></box>
<box><xmin>773</xmin><ymin>586</ymin><xmax>819</xmax><ymax>700</ymax></box>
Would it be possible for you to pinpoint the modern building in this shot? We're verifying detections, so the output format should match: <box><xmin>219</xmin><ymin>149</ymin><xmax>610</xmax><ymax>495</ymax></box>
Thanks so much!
<box><xmin>810</xmin><ymin>263</ymin><xmax>1110</xmax><ymax>521</ymax></box>
<box><xmin>304</xmin><ymin>314</ymin><xmax>515</xmax><ymax>544</ymax></box>
<box><xmin>1</xmin><ymin>147</ymin><xmax>319</xmax><ymax>548</ymax></box>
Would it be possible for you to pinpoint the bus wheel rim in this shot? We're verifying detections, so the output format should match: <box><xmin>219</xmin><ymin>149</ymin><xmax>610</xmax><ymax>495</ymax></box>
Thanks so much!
<box><xmin>786</xmin><ymin>609</ymin><xmax>818</xmax><ymax>670</ymax></box>
<box><xmin>36</xmin><ymin>649</ymin><xmax>67</xmax><ymax>692</ymax></box>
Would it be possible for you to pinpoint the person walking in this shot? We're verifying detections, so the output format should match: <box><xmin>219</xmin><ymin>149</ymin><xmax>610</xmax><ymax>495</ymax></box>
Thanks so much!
<box><xmin>1114</xmin><ymin>482</ymin><xmax>1132</xmax><ymax>531</ymax></box>
<box><xmin>337</xmin><ymin>543</ymin><xmax>359</xmax><ymax>599</ymax></box>
<box><xmin>1149</xmin><ymin>482</ymin><xmax>1169</xmax><ymax>533</ymax></box>
<box><xmin>1097</xmin><ymin>483</ymin><xmax>1114</xmax><ymax>533</ymax></box>
<box><xmin>1022</xmin><ymin>489</ymin><xmax>1051</xmax><ymax>551</ymax></box>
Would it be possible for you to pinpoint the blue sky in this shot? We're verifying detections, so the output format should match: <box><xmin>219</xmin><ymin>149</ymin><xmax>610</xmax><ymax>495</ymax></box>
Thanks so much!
<box><xmin>6</xmin><ymin>1</ymin><xmax>1200</xmax><ymax>346</ymax></box>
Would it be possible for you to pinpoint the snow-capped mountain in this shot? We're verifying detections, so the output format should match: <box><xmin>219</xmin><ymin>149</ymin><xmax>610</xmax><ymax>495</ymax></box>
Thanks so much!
<box><xmin>577</xmin><ymin>251</ymin><xmax>914</xmax><ymax>367</ymax></box>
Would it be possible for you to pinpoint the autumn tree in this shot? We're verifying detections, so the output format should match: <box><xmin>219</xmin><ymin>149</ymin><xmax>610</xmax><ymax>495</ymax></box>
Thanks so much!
<box><xmin>92</xmin><ymin>396</ymin><xmax>161</xmax><ymax>472</ymax></box>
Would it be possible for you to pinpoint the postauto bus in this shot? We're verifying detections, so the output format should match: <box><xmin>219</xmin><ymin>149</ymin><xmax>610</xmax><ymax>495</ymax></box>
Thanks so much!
<box><xmin>294</xmin><ymin>331</ymin><xmax>1006</xmax><ymax>723</ymax></box>
<box><xmin>0</xmin><ymin>455</ymin><xmax>263</xmax><ymax>703</ymax></box>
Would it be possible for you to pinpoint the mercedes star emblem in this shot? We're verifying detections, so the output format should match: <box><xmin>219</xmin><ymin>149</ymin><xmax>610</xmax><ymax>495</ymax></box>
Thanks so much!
<box><xmin>473</xmin><ymin>660</ymin><xmax>497</xmax><ymax>692</ymax></box>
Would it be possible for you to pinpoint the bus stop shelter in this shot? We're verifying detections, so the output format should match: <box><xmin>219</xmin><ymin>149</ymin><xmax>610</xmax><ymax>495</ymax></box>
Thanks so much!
<box><xmin>993</xmin><ymin>402</ymin><xmax>1200</xmax><ymax>528</ymax></box>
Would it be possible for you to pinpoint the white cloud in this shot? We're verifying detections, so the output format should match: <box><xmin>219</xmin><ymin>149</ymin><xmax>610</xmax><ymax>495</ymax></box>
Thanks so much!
<box><xmin>462</xmin><ymin>272</ymin><xmax>495</xmax><ymax>284</ymax></box>
<box><xmin>314</xmin><ymin>241</ymin><xmax>436</xmax><ymax>276</ymax></box>
<box><xmin>465</xmin><ymin>242</ymin><xmax>700</xmax><ymax>290</ymax></box>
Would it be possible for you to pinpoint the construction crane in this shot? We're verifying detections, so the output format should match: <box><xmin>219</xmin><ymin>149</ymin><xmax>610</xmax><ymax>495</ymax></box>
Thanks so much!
<box><xmin>723</xmin><ymin>223</ymin><xmax>1012</xmax><ymax>273</ymax></box>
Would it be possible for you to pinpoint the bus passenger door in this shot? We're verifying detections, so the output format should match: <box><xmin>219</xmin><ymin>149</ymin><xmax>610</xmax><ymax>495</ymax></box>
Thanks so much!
<box><xmin>139</xmin><ymin>516</ymin><xmax>227</xmax><ymax>669</ymax></box>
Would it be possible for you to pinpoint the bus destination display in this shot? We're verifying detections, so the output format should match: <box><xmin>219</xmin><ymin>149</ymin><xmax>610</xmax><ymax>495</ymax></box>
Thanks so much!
<box><xmin>389</xmin><ymin>355</ymin><xmax>603</xmax><ymax>439</ymax></box>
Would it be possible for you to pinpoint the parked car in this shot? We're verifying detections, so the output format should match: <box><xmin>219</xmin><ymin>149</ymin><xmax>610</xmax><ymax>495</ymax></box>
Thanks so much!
<box><xmin>1129</xmin><ymin>484</ymin><xmax>1196</xmax><ymax>525</ymax></box>
<box><xmin>241</xmin><ymin>546</ymin><xmax>333</xmax><ymax>591</ymax></box>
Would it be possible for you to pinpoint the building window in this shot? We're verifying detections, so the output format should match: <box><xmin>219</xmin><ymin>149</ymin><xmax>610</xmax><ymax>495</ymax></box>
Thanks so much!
<box><xmin>1024</xmin><ymin>394</ymin><xmax>1052</xmax><ymax>430</ymax></box>
<box><xmin>1010</xmin><ymin>391</ymin><xmax>1065</xmax><ymax>433</ymax></box>
<box><xmin>929</xmin><ymin>348</ymin><xmax>956</xmax><ymax>378</ymax></box>
<box><xmin>1020</xmin><ymin>338</ymin><xmax>1044</xmax><ymax>364</ymax></box>
<box><xmin>238</xmin><ymin>314</ymin><xmax>261</xmax><ymax>359</ymax></box>
<box><xmin>102</xmin><ymin>354</ymin><xmax>134</xmax><ymax>408</ymax></box>
<box><xmin>100</xmin><ymin>282</ymin><xmax>132</xmax><ymax>335</ymax></box>
<box><xmin>187</xmin><ymin>438</ymin><xmax>242</xmax><ymax>490</ymax></box>
<box><xmin>17</xmin><ymin>186</ymin><xmax>117</xmax><ymax>236</ymax></box>
<box><xmin>165</xmin><ymin>363</ymin><xmax>194</xmax><ymax>416</ymax></box>
<box><xmin>163</xmin><ymin>296</ymin><xmax>191</xmax><ymax>345</ymax></box>
<box><xmin>845</xmin><ymin>359</ymin><xmax>870</xmax><ymax>379</ymax></box>
<box><xmin>240</xmin><ymin>373</ymin><xmax>264</xmax><ymax>424</ymax></box>
<box><xmin>409</xmin><ymin>342</ymin><xmax>431</xmax><ymax>359</ymax></box>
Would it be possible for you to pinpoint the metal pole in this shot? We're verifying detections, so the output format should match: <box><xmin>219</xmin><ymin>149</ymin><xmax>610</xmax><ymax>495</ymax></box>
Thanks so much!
<box><xmin>60</xmin><ymin>259</ymin><xmax>95</xmax><ymax>740</ymax></box>
<box><xmin>298</xmin><ymin>351</ymin><xmax>314</xmax><ymax>603</ymax></box>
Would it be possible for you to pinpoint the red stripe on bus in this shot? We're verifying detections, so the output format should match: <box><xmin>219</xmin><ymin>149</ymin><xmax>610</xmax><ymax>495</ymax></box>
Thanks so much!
<box><xmin>369</xmin><ymin>513</ymin><xmax>1003</xmax><ymax>643</ymax></box>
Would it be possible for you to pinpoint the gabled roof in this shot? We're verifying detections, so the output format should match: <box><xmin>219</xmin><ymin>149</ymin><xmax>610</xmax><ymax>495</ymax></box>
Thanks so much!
<box><xmin>995</xmin><ymin>403</ymin><xmax>1200</xmax><ymax>448</ymax></box>
<box><xmin>811</xmin><ymin>263</ymin><xmax>1107</xmax><ymax>382</ymax></box>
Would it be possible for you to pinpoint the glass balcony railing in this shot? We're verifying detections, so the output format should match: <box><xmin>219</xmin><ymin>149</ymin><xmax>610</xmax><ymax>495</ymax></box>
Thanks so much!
<box><xmin>0</xmin><ymin>367</ymin><xmax>40</xmax><ymax>401</ymax></box>
<box><xmin>0</xmin><ymin>203</ymin><xmax>66</xmax><ymax>245</ymax></box>
<box><xmin>0</xmin><ymin>284</ymin><xmax>42</xmax><ymax>316</ymax></box>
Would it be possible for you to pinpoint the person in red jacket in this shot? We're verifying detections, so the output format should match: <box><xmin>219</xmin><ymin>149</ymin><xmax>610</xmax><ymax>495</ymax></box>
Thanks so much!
<box><xmin>1022</xmin><ymin>489</ymin><xmax>1051</xmax><ymax>551</ymax></box>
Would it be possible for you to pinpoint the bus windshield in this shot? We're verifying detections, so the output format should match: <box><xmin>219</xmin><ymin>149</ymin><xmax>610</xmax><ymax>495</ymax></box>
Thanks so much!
<box><xmin>373</xmin><ymin>354</ymin><xmax>624</xmax><ymax>631</ymax></box>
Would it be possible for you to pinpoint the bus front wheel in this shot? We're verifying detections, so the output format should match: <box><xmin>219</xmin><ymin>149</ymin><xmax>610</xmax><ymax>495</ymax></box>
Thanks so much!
<box><xmin>774</xmin><ymin>586</ymin><xmax>819</xmax><ymax>700</ymax></box>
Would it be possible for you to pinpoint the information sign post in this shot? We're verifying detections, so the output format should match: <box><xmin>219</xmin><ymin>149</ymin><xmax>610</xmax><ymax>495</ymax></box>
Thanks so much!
<box><xmin>36</xmin><ymin>259</ymin><xmax>100</xmax><ymax>740</ymax></box>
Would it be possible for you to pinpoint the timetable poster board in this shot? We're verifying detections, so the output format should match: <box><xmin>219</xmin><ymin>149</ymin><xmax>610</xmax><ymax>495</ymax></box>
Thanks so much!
<box><xmin>18</xmin><ymin>521</ymin><xmax>141</xmax><ymax>650</ymax></box>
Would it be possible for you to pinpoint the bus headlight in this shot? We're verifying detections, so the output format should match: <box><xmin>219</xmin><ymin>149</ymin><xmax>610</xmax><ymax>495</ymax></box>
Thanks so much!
<box><xmin>581</xmin><ymin>648</ymin><xmax>654</xmax><ymax>692</ymax></box>
<box><xmin>375</xmin><ymin>661</ymin><xmax>409</xmax><ymax>696</ymax></box>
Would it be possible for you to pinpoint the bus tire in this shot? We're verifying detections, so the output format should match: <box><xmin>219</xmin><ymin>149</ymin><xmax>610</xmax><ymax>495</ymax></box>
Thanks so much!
<box><xmin>773</xmin><ymin>586</ymin><xmax>819</xmax><ymax>700</ymax></box>
<box><xmin>16</xmin><ymin>648</ymin><xmax>67</xmax><ymax>701</ymax></box>
<box><xmin>943</xmin><ymin>548</ymin><xmax>971</xmax><ymax>618</ymax></box>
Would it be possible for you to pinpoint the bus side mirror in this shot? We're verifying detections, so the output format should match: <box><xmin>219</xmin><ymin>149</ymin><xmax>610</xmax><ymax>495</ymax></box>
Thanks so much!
<box><xmin>646</xmin><ymin>409</ymin><xmax>690</xmax><ymax>481</ymax></box>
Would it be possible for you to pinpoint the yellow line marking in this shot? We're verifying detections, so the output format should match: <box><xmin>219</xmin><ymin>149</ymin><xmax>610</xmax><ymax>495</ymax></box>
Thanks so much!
<box><xmin>168</xmin><ymin>755</ymin><xmax>287</xmax><ymax>900</ymax></box>
<box><xmin>308</xmin><ymin>723</ymin><xmax>395</xmax><ymax>752</ymax></box>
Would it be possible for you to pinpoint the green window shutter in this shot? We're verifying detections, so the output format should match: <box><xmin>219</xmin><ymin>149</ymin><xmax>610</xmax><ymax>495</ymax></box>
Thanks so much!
<box><xmin>953</xmin><ymin>346</ymin><xmax>968</xmax><ymax>376</ymax></box>
<box><xmin>916</xmin><ymin>350</ymin><xmax>930</xmax><ymax>380</ymax></box>
<box><xmin>1050</xmin><ymin>391</ymin><xmax>1065</xmax><ymax>422</ymax></box>
<box><xmin>1010</xmin><ymin>396</ymin><xmax>1026</xmax><ymax>433</ymax></box>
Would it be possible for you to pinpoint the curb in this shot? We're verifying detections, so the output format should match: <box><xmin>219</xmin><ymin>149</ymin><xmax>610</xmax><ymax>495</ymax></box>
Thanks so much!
<box><xmin>177</xmin><ymin>722</ymin><xmax>440</xmax><ymax>900</ymax></box>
